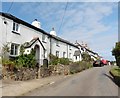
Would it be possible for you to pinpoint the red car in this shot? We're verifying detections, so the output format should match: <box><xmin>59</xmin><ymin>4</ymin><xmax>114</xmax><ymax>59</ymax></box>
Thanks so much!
<box><xmin>101</xmin><ymin>59</ymin><xmax>108</xmax><ymax>65</ymax></box>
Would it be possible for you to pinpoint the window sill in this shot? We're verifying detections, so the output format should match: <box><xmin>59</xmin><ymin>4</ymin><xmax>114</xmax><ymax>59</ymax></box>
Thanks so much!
<box><xmin>12</xmin><ymin>31</ymin><xmax>20</xmax><ymax>35</ymax></box>
<box><xmin>9</xmin><ymin>55</ymin><xmax>19</xmax><ymax>57</ymax></box>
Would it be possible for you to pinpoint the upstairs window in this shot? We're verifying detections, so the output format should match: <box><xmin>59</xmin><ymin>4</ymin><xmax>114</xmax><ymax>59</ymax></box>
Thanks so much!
<box><xmin>13</xmin><ymin>22</ymin><xmax>19</xmax><ymax>33</ymax></box>
<box><xmin>10</xmin><ymin>43</ymin><xmax>19</xmax><ymax>56</ymax></box>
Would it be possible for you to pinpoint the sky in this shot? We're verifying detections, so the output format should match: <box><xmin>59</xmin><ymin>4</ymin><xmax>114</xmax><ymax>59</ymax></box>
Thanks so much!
<box><xmin>1</xmin><ymin>1</ymin><xmax>119</xmax><ymax>61</ymax></box>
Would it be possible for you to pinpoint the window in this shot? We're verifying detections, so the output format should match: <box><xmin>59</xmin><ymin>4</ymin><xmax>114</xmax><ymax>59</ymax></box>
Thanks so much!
<box><xmin>10</xmin><ymin>43</ymin><xmax>19</xmax><ymax>55</ymax></box>
<box><xmin>56</xmin><ymin>51</ymin><xmax>59</xmax><ymax>57</ymax></box>
<box><xmin>63</xmin><ymin>52</ymin><xmax>66</xmax><ymax>58</ymax></box>
<box><xmin>13</xmin><ymin>22</ymin><xmax>19</xmax><ymax>33</ymax></box>
<box><xmin>42</xmin><ymin>34</ymin><xmax>46</xmax><ymax>42</ymax></box>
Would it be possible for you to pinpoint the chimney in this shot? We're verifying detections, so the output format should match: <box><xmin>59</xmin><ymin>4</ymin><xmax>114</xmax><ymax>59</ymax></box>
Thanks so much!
<box><xmin>50</xmin><ymin>27</ymin><xmax>57</xmax><ymax>36</ymax></box>
<box><xmin>32</xmin><ymin>19</ymin><xmax>41</xmax><ymax>28</ymax></box>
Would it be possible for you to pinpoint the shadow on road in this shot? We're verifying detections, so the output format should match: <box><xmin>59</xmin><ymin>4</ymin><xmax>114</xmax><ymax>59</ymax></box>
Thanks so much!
<box><xmin>103</xmin><ymin>73</ymin><xmax>119</xmax><ymax>87</ymax></box>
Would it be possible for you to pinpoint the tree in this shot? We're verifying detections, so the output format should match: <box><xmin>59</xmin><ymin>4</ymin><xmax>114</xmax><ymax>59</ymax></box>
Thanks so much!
<box><xmin>112</xmin><ymin>42</ymin><xmax>120</xmax><ymax>67</ymax></box>
<box><xmin>81</xmin><ymin>52</ymin><xmax>91</xmax><ymax>62</ymax></box>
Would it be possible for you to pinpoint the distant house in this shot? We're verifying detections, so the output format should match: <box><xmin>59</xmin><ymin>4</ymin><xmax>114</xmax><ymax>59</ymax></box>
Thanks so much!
<box><xmin>75</xmin><ymin>42</ymin><xmax>100</xmax><ymax>61</ymax></box>
<box><xmin>0</xmin><ymin>12</ymin><xmax>81</xmax><ymax>65</ymax></box>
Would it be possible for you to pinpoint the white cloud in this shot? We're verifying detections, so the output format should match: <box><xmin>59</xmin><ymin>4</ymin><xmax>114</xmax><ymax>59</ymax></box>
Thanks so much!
<box><xmin>7</xmin><ymin>2</ymin><xmax>118</xmax><ymax>60</ymax></box>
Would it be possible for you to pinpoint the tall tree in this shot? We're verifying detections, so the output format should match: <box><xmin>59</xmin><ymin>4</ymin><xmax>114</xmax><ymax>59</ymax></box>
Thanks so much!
<box><xmin>112</xmin><ymin>42</ymin><xmax>120</xmax><ymax>67</ymax></box>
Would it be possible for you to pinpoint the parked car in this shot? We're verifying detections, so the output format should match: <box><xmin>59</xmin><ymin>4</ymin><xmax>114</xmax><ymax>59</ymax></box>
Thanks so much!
<box><xmin>101</xmin><ymin>59</ymin><xmax>108</xmax><ymax>65</ymax></box>
<box><xmin>93</xmin><ymin>60</ymin><xmax>104</xmax><ymax>67</ymax></box>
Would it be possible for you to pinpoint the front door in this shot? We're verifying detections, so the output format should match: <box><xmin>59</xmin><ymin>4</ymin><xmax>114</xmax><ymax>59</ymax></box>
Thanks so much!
<box><xmin>34</xmin><ymin>45</ymin><xmax>40</xmax><ymax>64</ymax></box>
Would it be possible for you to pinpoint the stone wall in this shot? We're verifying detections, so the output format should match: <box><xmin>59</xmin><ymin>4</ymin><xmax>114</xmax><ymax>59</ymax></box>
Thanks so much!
<box><xmin>2</xmin><ymin>64</ymin><xmax>70</xmax><ymax>81</ymax></box>
<box><xmin>2</xmin><ymin>66</ymin><xmax>39</xmax><ymax>81</ymax></box>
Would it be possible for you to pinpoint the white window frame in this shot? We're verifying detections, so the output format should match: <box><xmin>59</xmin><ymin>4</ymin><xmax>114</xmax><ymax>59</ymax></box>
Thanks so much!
<box><xmin>13</xmin><ymin>22</ymin><xmax>20</xmax><ymax>33</ymax></box>
<box><xmin>10</xmin><ymin>43</ymin><xmax>19</xmax><ymax>56</ymax></box>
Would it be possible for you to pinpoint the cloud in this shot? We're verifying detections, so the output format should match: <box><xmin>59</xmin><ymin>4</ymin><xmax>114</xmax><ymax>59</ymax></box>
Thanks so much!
<box><xmin>5</xmin><ymin>2</ymin><xmax>117</xmax><ymax>60</ymax></box>
<box><xmin>59</xmin><ymin>2</ymin><xmax>118</xmax><ymax>60</ymax></box>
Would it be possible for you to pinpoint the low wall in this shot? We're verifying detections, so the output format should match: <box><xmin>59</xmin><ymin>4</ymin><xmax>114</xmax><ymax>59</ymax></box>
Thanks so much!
<box><xmin>2</xmin><ymin>66</ymin><xmax>39</xmax><ymax>81</ymax></box>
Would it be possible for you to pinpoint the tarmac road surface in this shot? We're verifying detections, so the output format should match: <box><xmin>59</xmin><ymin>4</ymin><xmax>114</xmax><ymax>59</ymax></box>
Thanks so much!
<box><xmin>24</xmin><ymin>66</ymin><xmax>118</xmax><ymax>96</ymax></box>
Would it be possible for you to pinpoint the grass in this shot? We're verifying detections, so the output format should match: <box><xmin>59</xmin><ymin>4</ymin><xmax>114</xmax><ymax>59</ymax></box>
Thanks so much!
<box><xmin>110</xmin><ymin>66</ymin><xmax>120</xmax><ymax>77</ymax></box>
<box><xmin>110</xmin><ymin>66</ymin><xmax>120</xmax><ymax>87</ymax></box>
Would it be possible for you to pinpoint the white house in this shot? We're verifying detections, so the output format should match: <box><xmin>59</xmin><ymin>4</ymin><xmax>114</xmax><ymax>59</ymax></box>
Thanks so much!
<box><xmin>75</xmin><ymin>42</ymin><xmax>100</xmax><ymax>61</ymax></box>
<box><xmin>0</xmin><ymin>12</ymin><xmax>81</xmax><ymax>65</ymax></box>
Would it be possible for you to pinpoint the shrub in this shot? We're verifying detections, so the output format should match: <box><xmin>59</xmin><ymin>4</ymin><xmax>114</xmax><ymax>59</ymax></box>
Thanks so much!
<box><xmin>82</xmin><ymin>52</ymin><xmax>91</xmax><ymax>62</ymax></box>
<box><xmin>49</xmin><ymin>54</ymin><xmax>59</xmax><ymax>65</ymax></box>
<box><xmin>15</xmin><ymin>49</ymin><xmax>37</xmax><ymax>68</ymax></box>
<box><xmin>69</xmin><ymin>61</ymin><xmax>93</xmax><ymax>74</ymax></box>
<box><xmin>49</xmin><ymin>54</ymin><xmax>70</xmax><ymax>65</ymax></box>
<box><xmin>59</xmin><ymin>58</ymin><xmax>70</xmax><ymax>65</ymax></box>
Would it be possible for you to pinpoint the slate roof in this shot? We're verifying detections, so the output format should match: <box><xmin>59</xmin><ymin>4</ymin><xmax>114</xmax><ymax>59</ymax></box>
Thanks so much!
<box><xmin>0</xmin><ymin>12</ymin><xmax>78</xmax><ymax>49</ymax></box>
<box><xmin>76</xmin><ymin>42</ymin><xmax>98</xmax><ymax>55</ymax></box>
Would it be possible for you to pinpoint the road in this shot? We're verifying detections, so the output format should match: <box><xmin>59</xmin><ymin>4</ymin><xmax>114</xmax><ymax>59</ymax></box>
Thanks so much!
<box><xmin>23</xmin><ymin>66</ymin><xmax>118</xmax><ymax>96</ymax></box>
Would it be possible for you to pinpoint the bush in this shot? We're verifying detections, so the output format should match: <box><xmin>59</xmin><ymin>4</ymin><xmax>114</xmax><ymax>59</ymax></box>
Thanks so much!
<box><xmin>15</xmin><ymin>49</ymin><xmax>37</xmax><ymax>68</ymax></box>
<box><xmin>82</xmin><ymin>52</ymin><xmax>92</xmax><ymax>62</ymax></box>
<box><xmin>49</xmin><ymin>54</ymin><xmax>59</xmax><ymax>65</ymax></box>
<box><xmin>49</xmin><ymin>54</ymin><xmax>71</xmax><ymax>65</ymax></box>
<box><xmin>69</xmin><ymin>61</ymin><xmax>93</xmax><ymax>74</ymax></box>
<box><xmin>59</xmin><ymin>58</ymin><xmax>70</xmax><ymax>65</ymax></box>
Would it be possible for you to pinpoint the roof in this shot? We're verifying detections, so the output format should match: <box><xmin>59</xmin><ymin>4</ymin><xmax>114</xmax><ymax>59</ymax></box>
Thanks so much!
<box><xmin>0</xmin><ymin>12</ymin><xmax>78</xmax><ymax>48</ymax></box>
<box><xmin>74</xmin><ymin>50</ymin><xmax>81</xmax><ymax>56</ymax></box>
<box><xmin>76</xmin><ymin>42</ymin><xmax>98</xmax><ymax>55</ymax></box>
<box><xmin>50</xmin><ymin>35</ymin><xmax>78</xmax><ymax>48</ymax></box>
<box><xmin>23</xmin><ymin>37</ymin><xmax>45</xmax><ymax>50</ymax></box>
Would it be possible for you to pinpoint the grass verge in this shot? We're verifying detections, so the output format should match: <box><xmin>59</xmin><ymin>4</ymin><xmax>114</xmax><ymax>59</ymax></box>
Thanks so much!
<box><xmin>110</xmin><ymin>66</ymin><xmax>120</xmax><ymax>87</ymax></box>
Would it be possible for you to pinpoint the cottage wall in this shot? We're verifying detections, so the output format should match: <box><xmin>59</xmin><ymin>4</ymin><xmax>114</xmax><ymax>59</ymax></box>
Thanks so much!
<box><xmin>0</xmin><ymin>14</ymin><xmax>81</xmax><ymax>65</ymax></box>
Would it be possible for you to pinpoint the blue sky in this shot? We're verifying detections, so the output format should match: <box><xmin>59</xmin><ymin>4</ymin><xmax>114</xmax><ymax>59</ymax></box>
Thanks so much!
<box><xmin>1</xmin><ymin>1</ymin><xmax>118</xmax><ymax>61</ymax></box>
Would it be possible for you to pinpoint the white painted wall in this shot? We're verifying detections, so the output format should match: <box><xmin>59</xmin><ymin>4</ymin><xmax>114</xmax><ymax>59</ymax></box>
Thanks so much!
<box><xmin>0</xmin><ymin>15</ymin><xmax>81</xmax><ymax>65</ymax></box>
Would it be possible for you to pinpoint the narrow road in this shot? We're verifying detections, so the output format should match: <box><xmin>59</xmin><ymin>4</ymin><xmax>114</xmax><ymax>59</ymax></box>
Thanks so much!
<box><xmin>24</xmin><ymin>66</ymin><xmax>118</xmax><ymax>96</ymax></box>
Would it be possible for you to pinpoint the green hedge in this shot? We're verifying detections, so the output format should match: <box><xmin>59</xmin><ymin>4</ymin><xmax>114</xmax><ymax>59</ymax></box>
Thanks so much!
<box><xmin>49</xmin><ymin>54</ymin><xmax>71</xmax><ymax>65</ymax></box>
<box><xmin>69</xmin><ymin>61</ymin><xmax>93</xmax><ymax>74</ymax></box>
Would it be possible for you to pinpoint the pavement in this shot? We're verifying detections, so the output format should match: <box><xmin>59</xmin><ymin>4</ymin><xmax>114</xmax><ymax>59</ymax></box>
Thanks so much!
<box><xmin>2</xmin><ymin>75</ymin><xmax>70</xmax><ymax>96</ymax></box>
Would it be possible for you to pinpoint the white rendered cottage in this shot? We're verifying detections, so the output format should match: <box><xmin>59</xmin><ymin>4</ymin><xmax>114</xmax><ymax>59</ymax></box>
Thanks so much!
<box><xmin>0</xmin><ymin>12</ymin><xmax>81</xmax><ymax>65</ymax></box>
